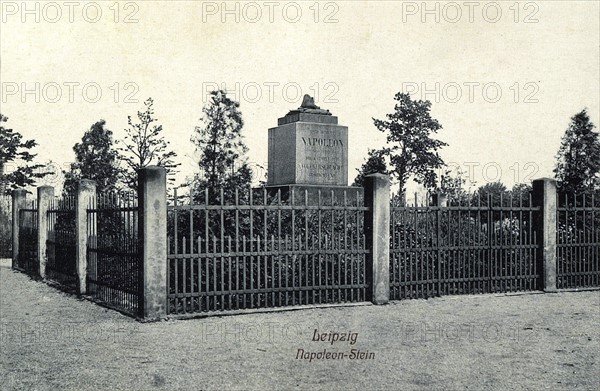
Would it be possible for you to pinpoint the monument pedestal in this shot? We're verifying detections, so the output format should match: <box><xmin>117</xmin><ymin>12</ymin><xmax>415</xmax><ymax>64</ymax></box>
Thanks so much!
<box><xmin>268</xmin><ymin>110</ymin><xmax>348</xmax><ymax>187</ymax></box>
<box><xmin>266</xmin><ymin>96</ymin><xmax>362</xmax><ymax>205</ymax></box>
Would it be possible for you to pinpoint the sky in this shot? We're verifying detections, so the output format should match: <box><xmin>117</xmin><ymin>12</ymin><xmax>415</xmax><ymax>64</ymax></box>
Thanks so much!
<box><xmin>1</xmin><ymin>0</ymin><xmax>599</xmax><ymax>194</ymax></box>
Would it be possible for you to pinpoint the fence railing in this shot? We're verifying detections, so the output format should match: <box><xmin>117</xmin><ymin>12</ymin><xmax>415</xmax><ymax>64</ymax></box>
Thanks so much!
<box><xmin>390</xmin><ymin>192</ymin><xmax>539</xmax><ymax>300</ymax></box>
<box><xmin>556</xmin><ymin>192</ymin><xmax>600</xmax><ymax>289</ymax></box>
<box><xmin>87</xmin><ymin>190</ymin><xmax>141</xmax><ymax>317</ymax></box>
<box><xmin>10</xmin><ymin>171</ymin><xmax>599</xmax><ymax>321</ymax></box>
<box><xmin>167</xmin><ymin>187</ymin><xmax>369</xmax><ymax>315</ymax></box>
<box><xmin>46</xmin><ymin>195</ymin><xmax>77</xmax><ymax>289</ymax></box>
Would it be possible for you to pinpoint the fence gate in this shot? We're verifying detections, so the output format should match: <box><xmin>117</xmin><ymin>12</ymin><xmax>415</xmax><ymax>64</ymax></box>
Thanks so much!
<box><xmin>167</xmin><ymin>187</ymin><xmax>369</xmax><ymax>316</ymax></box>
<box><xmin>390</xmin><ymin>193</ymin><xmax>540</xmax><ymax>300</ymax></box>
<box><xmin>86</xmin><ymin>191</ymin><xmax>141</xmax><ymax>317</ymax></box>
<box><xmin>46</xmin><ymin>196</ymin><xmax>77</xmax><ymax>289</ymax></box>
<box><xmin>17</xmin><ymin>201</ymin><xmax>38</xmax><ymax>275</ymax></box>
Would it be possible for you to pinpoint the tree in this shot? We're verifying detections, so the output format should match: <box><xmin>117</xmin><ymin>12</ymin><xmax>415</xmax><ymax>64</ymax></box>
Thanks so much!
<box><xmin>476</xmin><ymin>181</ymin><xmax>507</xmax><ymax>196</ymax></box>
<box><xmin>554</xmin><ymin>109</ymin><xmax>600</xmax><ymax>193</ymax></box>
<box><xmin>475</xmin><ymin>181</ymin><xmax>509</xmax><ymax>207</ymax></box>
<box><xmin>119</xmin><ymin>98</ymin><xmax>180</xmax><ymax>190</ymax></box>
<box><xmin>191</xmin><ymin>90</ymin><xmax>252</xmax><ymax>203</ymax></box>
<box><xmin>0</xmin><ymin>114</ymin><xmax>47</xmax><ymax>194</ymax></box>
<box><xmin>352</xmin><ymin>149</ymin><xmax>388</xmax><ymax>187</ymax></box>
<box><xmin>63</xmin><ymin>120</ymin><xmax>121</xmax><ymax>194</ymax></box>
<box><xmin>437</xmin><ymin>168</ymin><xmax>471</xmax><ymax>204</ymax></box>
<box><xmin>371</xmin><ymin>92</ymin><xmax>447</xmax><ymax>193</ymax></box>
<box><xmin>510</xmin><ymin>183</ymin><xmax>533</xmax><ymax>205</ymax></box>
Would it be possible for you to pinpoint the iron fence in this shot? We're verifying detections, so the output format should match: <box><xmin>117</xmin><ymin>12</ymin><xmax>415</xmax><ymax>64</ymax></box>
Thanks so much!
<box><xmin>167</xmin><ymin>187</ymin><xmax>368</xmax><ymax>315</ymax></box>
<box><xmin>390</xmin><ymin>192</ymin><xmax>539</xmax><ymax>300</ymax></box>
<box><xmin>0</xmin><ymin>196</ymin><xmax>12</xmax><ymax>258</ymax></box>
<box><xmin>46</xmin><ymin>196</ymin><xmax>77</xmax><ymax>289</ymax></box>
<box><xmin>9</xmin><ymin>174</ymin><xmax>598</xmax><ymax>321</ymax></box>
<box><xmin>556</xmin><ymin>192</ymin><xmax>600</xmax><ymax>289</ymax></box>
<box><xmin>86</xmin><ymin>191</ymin><xmax>141</xmax><ymax>316</ymax></box>
<box><xmin>16</xmin><ymin>200</ymin><xmax>38</xmax><ymax>275</ymax></box>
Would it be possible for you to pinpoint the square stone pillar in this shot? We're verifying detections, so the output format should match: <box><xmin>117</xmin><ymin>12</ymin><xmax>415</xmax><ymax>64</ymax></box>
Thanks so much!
<box><xmin>364</xmin><ymin>174</ymin><xmax>391</xmax><ymax>304</ymax></box>
<box><xmin>76</xmin><ymin>180</ymin><xmax>96</xmax><ymax>295</ymax></box>
<box><xmin>532</xmin><ymin>178</ymin><xmax>557</xmax><ymax>292</ymax></box>
<box><xmin>11</xmin><ymin>189</ymin><xmax>27</xmax><ymax>269</ymax></box>
<box><xmin>138</xmin><ymin>166</ymin><xmax>167</xmax><ymax>320</ymax></box>
<box><xmin>37</xmin><ymin>186</ymin><xmax>54</xmax><ymax>278</ymax></box>
<box><xmin>268</xmin><ymin>112</ymin><xmax>348</xmax><ymax>186</ymax></box>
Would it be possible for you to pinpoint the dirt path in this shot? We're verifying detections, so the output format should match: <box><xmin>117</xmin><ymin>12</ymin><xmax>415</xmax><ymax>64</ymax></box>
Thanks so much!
<box><xmin>1</xmin><ymin>259</ymin><xmax>598</xmax><ymax>391</ymax></box>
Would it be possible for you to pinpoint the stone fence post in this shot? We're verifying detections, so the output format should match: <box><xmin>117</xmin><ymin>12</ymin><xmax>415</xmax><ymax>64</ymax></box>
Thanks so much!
<box><xmin>364</xmin><ymin>174</ymin><xmax>390</xmax><ymax>304</ymax></box>
<box><xmin>76</xmin><ymin>180</ymin><xmax>96</xmax><ymax>295</ymax></box>
<box><xmin>11</xmin><ymin>189</ymin><xmax>27</xmax><ymax>269</ymax></box>
<box><xmin>138</xmin><ymin>166</ymin><xmax>167</xmax><ymax>320</ymax></box>
<box><xmin>532</xmin><ymin>178</ymin><xmax>557</xmax><ymax>292</ymax></box>
<box><xmin>37</xmin><ymin>186</ymin><xmax>54</xmax><ymax>278</ymax></box>
<box><xmin>431</xmin><ymin>193</ymin><xmax>448</xmax><ymax>207</ymax></box>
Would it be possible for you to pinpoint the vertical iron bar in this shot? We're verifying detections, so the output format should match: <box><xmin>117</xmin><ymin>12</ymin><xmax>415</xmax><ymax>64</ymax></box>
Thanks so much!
<box><xmin>235</xmin><ymin>188</ymin><xmax>240</xmax><ymax>310</ymax></box>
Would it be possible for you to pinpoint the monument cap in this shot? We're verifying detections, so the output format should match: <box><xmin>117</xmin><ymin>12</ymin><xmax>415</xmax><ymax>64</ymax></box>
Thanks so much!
<box><xmin>278</xmin><ymin>95</ymin><xmax>338</xmax><ymax>125</ymax></box>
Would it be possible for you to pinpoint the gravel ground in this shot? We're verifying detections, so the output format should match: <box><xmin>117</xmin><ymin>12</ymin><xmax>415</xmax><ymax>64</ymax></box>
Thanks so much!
<box><xmin>1</xmin><ymin>258</ymin><xmax>598</xmax><ymax>391</ymax></box>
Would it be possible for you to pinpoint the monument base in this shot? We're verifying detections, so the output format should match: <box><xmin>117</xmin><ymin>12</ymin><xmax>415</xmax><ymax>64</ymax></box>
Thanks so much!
<box><xmin>264</xmin><ymin>184</ymin><xmax>364</xmax><ymax>206</ymax></box>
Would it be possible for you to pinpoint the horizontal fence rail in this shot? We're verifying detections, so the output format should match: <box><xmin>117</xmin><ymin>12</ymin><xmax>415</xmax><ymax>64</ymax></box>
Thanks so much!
<box><xmin>46</xmin><ymin>196</ymin><xmax>77</xmax><ymax>289</ymax></box>
<box><xmin>86</xmin><ymin>191</ymin><xmax>141</xmax><ymax>317</ymax></box>
<box><xmin>390</xmin><ymin>192</ymin><xmax>540</xmax><ymax>300</ymax></box>
<box><xmin>167</xmin><ymin>187</ymin><xmax>369</xmax><ymax>316</ymax></box>
<box><xmin>557</xmin><ymin>192</ymin><xmax>600</xmax><ymax>289</ymax></box>
<box><xmin>16</xmin><ymin>200</ymin><xmax>38</xmax><ymax>275</ymax></box>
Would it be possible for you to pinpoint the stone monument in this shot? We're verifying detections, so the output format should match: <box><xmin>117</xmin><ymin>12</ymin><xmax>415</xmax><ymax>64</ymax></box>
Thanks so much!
<box><xmin>266</xmin><ymin>95</ymin><xmax>362</xmax><ymax>204</ymax></box>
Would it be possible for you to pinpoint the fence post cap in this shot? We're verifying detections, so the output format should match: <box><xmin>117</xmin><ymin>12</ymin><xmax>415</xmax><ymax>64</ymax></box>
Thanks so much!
<box><xmin>432</xmin><ymin>192</ymin><xmax>448</xmax><ymax>207</ymax></box>
<box><xmin>12</xmin><ymin>189</ymin><xmax>27</xmax><ymax>196</ymax></box>
<box><xmin>137</xmin><ymin>166</ymin><xmax>166</xmax><ymax>183</ymax></box>
<box><xmin>138</xmin><ymin>165</ymin><xmax>165</xmax><ymax>173</ymax></box>
<box><xmin>532</xmin><ymin>177</ymin><xmax>557</xmax><ymax>184</ymax></box>
<box><xmin>365</xmin><ymin>173</ymin><xmax>389</xmax><ymax>179</ymax></box>
<box><xmin>77</xmin><ymin>179</ymin><xmax>97</xmax><ymax>191</ymax></box>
